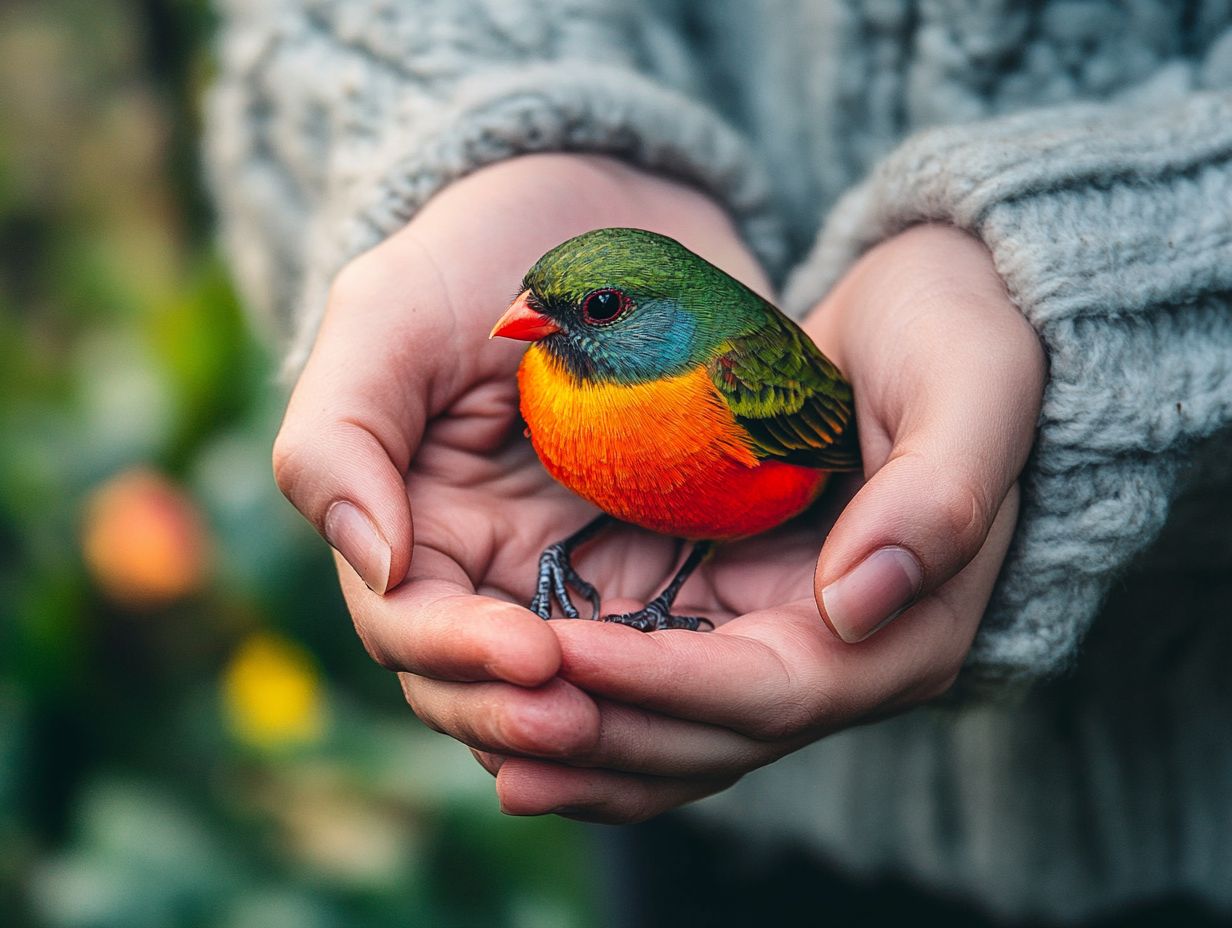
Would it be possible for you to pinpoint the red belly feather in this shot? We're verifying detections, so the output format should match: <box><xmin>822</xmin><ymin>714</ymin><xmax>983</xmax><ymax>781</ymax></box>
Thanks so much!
<box><xmin>517</xmin><ymin>347</ymin><xmax>828</xmax><ymax>541</ymax></box>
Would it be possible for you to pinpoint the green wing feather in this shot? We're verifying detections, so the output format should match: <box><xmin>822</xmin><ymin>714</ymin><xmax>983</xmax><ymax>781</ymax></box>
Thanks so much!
<box><xmin>707</xmin><ymin>308</ymin><xmax>860</xmax><ymax>471</ymax></box>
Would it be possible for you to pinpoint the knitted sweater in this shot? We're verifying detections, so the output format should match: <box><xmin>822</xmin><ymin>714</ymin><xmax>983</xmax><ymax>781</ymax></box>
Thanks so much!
<box><xmin>205</xmin><ymin>1</ymin><xmax>1232</xmax><ymax>920</ymax></box>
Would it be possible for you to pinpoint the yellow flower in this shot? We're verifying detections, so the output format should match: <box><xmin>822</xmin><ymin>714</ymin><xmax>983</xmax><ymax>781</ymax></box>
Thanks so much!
<box><xmin>223</xmin><ymin>632</ymin><xmax>326</xmax><ymax>749</ymax></box>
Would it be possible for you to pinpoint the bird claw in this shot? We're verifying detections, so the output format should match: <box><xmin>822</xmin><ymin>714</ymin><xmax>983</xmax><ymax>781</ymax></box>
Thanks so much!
<box><xmin>529</xmin><ymin>542</ymin><xmax>601</xmax><ymax>620</ymax></box>
<box><xmin>601</xmin><ymin>603</ymin><xmax>714</xmax><ymax>633</ymax></box>
<box><xmin>527</xmin><ymin>521</ymin><xmax>712</xmax><ymax>631</ymax></box>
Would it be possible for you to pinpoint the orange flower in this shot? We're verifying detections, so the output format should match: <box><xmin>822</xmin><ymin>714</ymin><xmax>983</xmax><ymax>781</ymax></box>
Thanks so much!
<box><xmin>81</xmin><ymin>468</ymin><xmax>211</xmax><ymax>607</ymax></box>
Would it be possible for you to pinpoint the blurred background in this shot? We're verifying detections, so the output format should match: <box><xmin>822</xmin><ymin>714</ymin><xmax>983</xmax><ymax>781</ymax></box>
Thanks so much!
<box><xmin>0</xmin><ymin>1</ymin><xmax>601</xmax><ymax>925</ymax></box>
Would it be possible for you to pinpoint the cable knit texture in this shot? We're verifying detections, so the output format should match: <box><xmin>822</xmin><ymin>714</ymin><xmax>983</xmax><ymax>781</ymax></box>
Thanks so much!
<box><xmin>783</xmin><ymin>91</ymin><xmax>1232</xmax><ymax>686</ymax></box>
<box><xmin>206</xmin><ymin>0</ymin><xmax>785</xmax><ymax>374</ymax></box>
<box><xmin>205</xmin><ymin>0</ymin><xmax>1232</xmax><ymax>920</ymax></box>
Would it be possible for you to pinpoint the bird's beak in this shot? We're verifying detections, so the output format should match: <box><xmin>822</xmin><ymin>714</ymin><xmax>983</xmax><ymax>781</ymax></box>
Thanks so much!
<box><xmin>489</xmin><ymin>290</ymin><xmax>562</xmax><ymax>341</ymax></box>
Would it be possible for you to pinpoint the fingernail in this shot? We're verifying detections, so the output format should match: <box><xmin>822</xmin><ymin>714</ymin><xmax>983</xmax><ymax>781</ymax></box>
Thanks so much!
<box><xmin>821</xmin><ymin>546</ymin><xmax>923</xmax><ymax>643</ymax></box>
<box><xmin>324</xmin><ymin>501</ymin><xmax>392</xmax><ymax>595</ymax></box>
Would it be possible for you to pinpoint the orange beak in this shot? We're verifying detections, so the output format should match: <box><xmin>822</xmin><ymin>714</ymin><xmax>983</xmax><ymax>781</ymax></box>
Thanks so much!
<box><xmin>489</xmin><ymin>290</ymin><xmax>562</xmax><ymax>341</ymax></box>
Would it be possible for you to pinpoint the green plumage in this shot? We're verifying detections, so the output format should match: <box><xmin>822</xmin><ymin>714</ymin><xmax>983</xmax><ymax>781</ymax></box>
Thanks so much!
<box><xmin>522</xmin><ymin>227</ymin><xmax>859</xmax><ymax>472</ymax></box>
<box><xmin>708</xmin><ymin>309</ymin><xmax>860</xmax><ymax>470</ymax></box>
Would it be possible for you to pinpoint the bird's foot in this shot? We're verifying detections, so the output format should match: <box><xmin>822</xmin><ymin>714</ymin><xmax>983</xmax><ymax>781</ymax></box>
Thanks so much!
<box><xmin>529</xmin><ymin>541</ymin><xmax>601</xmax><ymax>620</ymax></box>
<box><xmin>601</xmin><ymin>600</ymin><xmax>714</xmax><ymax>633</ymax></box>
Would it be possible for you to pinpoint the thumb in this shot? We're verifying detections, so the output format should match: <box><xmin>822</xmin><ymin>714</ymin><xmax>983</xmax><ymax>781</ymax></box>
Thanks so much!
<box><xmin>808</xmin><ymin>224</ymin><xmax>1047</xmax><ymax>644</ymax></box>
<box><xmin>815</xmin><ymin>441</ymin><xmax>1007</xmax><ymax>643</ymax></box>
<box><xmin>812</xmin><ymin>320</ymin><xmax>1044</xmax><ymax>644</ymax></box>
<box><xmin>272</xmin><ymin>260</ymin><xmax>435</xmax><ymax>595</ymax></box>
<box><xmin>273</xmin><ymin>411</ymin><xmax>414</xmax><ymax>596</ymax></box>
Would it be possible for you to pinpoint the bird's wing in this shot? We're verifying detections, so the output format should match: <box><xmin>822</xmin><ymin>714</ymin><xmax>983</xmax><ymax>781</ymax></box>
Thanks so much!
<box><xmin>706</xmin><ymin>311</ymin><xmax>860</xmax><ymax>470</ymax></box>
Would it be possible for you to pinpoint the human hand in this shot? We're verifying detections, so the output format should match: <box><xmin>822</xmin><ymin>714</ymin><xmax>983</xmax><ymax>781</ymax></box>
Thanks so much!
<box><xmin>409</xmin><ymin>225</ymin><xmax>1046</xmax><ymax>822</ymax></box>
<box><xmin>271</xmin><ymin>153</ymin><xmax>774</xmax><ymax>745</ymax></box>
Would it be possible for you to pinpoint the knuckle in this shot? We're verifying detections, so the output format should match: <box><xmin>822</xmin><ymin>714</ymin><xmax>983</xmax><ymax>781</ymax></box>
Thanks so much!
<box><xmin>327</xmin><ymin>258</ymin><xmax>374</xmax><ymax>309</ymax></box>
<box><xmin>270</xmin><ymin>430</ymin><xmax>308</xmax><ymax>504</ymax></box>
<box><xmin>494</xmin><ymin>704</ymin><xmax>533</xmax><ymax>752</ymax></box>
<box><xmin>932</xmin><ymin>476</ymin><xmax>993</xmax><ymax>564</ymax></box>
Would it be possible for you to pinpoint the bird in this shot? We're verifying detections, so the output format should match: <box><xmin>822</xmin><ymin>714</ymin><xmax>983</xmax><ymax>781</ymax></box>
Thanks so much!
<box><xmin>489</xmin><ymin>227</ymin><xmax>859</xmax><ymax>631</ymax></box>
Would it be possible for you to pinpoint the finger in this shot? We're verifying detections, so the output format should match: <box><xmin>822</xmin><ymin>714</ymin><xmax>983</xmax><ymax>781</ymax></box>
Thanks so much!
<box><xmin>571</xmin><ymin>700</ymin><xmax>782</xmax><ymax>778</ymax></box>
<box><xmin>495</xmin><ymin>757</ymin><xmax>733</xmax><ymax>824</ymax></box>
<box><xmin>336</xmin><ymin>547</ymin><xmax>560</xmax><ymax>686</ymax></box>
<box><xmin>828</xmin><ymin>487</ymin><xmax>1021</xmax><ymax>714</ymax></box>
<box><xmin>551</xmin><ymin>615</ymin><xmax>822</xmax><ymax>739</ymax></box>
<box><xmin>400</xmin><ymin>674</ymin><xmax>600</xmax><ymax>758</ymax></box>
<box><xmin>417</xmin><ymin>668</ymin><xmax>780</xmax><ymax>776</ymax></box>
<box><xmin>814</xmin><ymin>444</ymin><xmax>1005</xmax><ymax>644</ymax></box>
<box><xmin>272</xmin><ymin>236</ymin><xmax>454</xmax><ymax>595</ymax></box>
<box><xmin>813</xmin><ymin>228</ymin><xmax>1045</xmax><ymax>643</ymax></box>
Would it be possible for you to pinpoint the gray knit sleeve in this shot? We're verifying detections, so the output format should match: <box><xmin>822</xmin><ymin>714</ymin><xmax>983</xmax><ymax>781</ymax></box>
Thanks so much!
<box><xmin>783</xmin><ymin>90</ymin><xmax>1232</xmax><ymax>690</ymax></box>
<box><xmin>204</xmin><ymin>0</ymin><xmax>783</xmax><ymax>374</ymax></box>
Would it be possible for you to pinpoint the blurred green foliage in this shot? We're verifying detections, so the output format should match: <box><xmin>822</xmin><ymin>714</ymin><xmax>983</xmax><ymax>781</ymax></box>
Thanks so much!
<box><xmin>0</xmin><ymin>2</ymin><xmax>600</xmax><ymax>925</ymax></box>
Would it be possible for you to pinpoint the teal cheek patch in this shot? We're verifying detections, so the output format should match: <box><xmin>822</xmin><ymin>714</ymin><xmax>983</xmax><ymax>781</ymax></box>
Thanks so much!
<box><xmin>601</xmin><ymin>303</ymin><xmax>697</xmax><ymax>383</ymax></box>
<box><xmin>563</xmin><ymin>299</ymin><xmax>705</xmax><ymax>385</ymax></box>
<box><xmin>643</xmin><ymin>308</ymin><xmax>696</xmax><ymax>371</ymax></box>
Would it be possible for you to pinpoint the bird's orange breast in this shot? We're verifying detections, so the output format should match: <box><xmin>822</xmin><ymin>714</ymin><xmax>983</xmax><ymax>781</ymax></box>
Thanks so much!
<box><xmin>517</xmin><ymin>347</ymin><xmax>828</xmax><ymax>540</ymax></box>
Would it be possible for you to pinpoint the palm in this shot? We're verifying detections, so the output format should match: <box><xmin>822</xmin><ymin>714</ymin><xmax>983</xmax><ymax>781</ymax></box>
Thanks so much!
<box><xmin>402</xmin><ymin>342</ymin><xmax>852</xmax><ymax>629</ymax></box>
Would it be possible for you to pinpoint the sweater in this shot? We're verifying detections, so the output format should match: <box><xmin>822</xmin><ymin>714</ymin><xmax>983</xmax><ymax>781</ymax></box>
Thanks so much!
<box><xmin>204</xmin><ymin>1</ymin><xmax>1232</xmax><ymax>920</ymax></box>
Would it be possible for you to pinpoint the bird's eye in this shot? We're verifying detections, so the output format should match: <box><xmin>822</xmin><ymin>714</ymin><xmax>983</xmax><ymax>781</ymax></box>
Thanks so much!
<box><xmin>580</xmin><ymin>288</ymin><xmax>629</xmax><ymax>325</ymax></box>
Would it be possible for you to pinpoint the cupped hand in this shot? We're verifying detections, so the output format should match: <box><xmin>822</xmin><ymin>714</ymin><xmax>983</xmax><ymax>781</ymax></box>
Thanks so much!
<box><xmin>402</xmin><ymin>224</ymin><xmax>1046</xmax><ymax>823</ymax></box>
<box><xmin>271</xmin><ymin>153</ymin><xmax>776</xmax><ymax>732</ymax></box>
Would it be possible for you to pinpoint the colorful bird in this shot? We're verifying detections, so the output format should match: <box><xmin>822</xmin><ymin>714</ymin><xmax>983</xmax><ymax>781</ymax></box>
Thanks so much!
<box><xmin>490</xmin><ymin>228</ymin><xmax>859</xmax><ymax>631</ymax></box>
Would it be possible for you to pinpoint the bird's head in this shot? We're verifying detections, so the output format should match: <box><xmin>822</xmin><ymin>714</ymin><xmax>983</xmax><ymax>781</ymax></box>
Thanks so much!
<box><xmin>490</xmin><ymin>228</ymin><xmax>754</xmax><ymax>384</ymax></box>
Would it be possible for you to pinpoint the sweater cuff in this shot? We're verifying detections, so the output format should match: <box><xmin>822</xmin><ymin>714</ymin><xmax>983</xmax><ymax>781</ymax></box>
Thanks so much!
<box><xmin>283</xmin><ymin>63</ymin><xmax>785</xmax><ymax>378</ymax></box>
<box><xmin>784</xmin><ymin>91</ymin><xmax>1232</xmax><ymax>690</ymax></box>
